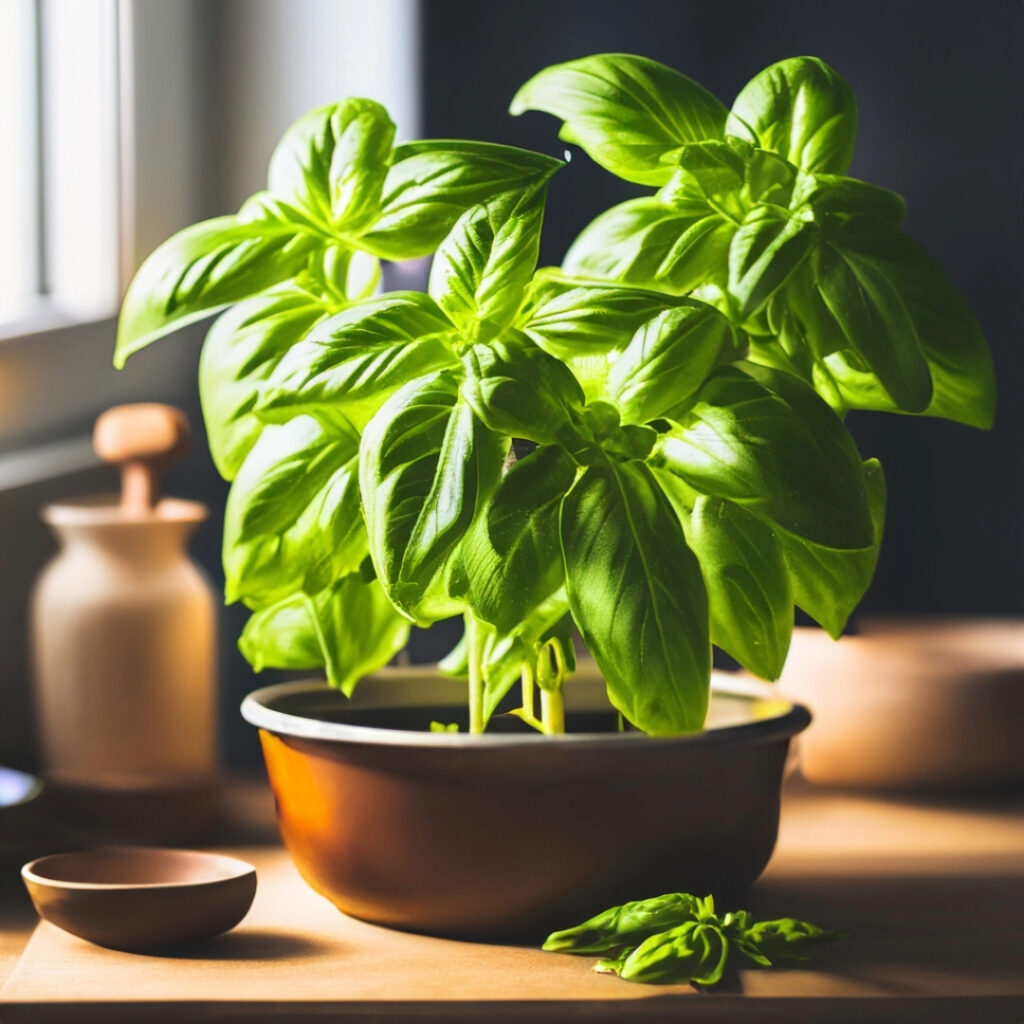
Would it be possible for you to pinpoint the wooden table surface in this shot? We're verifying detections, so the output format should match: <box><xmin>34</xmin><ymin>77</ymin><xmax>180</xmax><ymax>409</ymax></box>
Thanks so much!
<box><xmin>2</xmin><ymin>778</ymin><xmax>1023</xmax><ymax>1022</ymax></box>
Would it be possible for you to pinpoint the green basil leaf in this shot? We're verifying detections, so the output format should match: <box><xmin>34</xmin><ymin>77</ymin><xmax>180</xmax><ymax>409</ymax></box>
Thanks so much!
<box><xmin>816</xmin><ymin>234</ymin><xmax>933</xmax><ymax>412</ymax></box>
<box><xmin>813</xmin><ymin>228</ymin><xmax>993</xmax><ymax>428</ymax></box>
<box><xmin>561</xmin><ymin>461</ymin><xmax>710</xmax><ymax>734</ymax></box>
<box><xmin>688</xmin><ymin>496</ymin><xmax>792</xmax><ymax>680</ymax></box>
<box><xmin>257</xmin><ymin>291</ymin><xmax>458</xmax><ymax>427</ymax></box>
<box><xmin>727</xmin><ymin>57</ymin><xmax>857</xmax><ymax>175</ymax></box>
<box><xmin>658</xmin><ymin>140</ymin><xmax>747</xmax><ymax>205</ymax></box>
<box><xmin>606</xmin><ymin>301</ymin><xmax>736</xmax><ymax>424</ymax></box>
<box><xmin>728</xmin><ymin>205</ymin><xmax>817</xmax><ymax>319</ymax></box>
<box><xmin>238</xmin><ymin>574</ymin><xmax>409</xmax><ymax>695</ymax></box>
<box><xmin>777</xmin><ymin>457</ymin><xmax>885</xmax><ymax>638</ymax></box>
<box><xmin>199</xmin><ymin>282</ymin><xmax>334</xmax><ymax>480</ymax></box>
<box><xmin>359</xmin><ymin>371</ymin><xmax>507</xmax><ymax>622</ymax></box>
<box><xmin>744</xmin><ymin>917</ymin><xmax>845</xmax><ymax>963</ymax></box>
<box><xmin>429</xmin><ymin>188</ymin><xmax>545</xmax><ymax>344</ymax></box>
<box><xmin>222</xmin><ymin>416</ymin><xmax>366</xmax><ymax>606</ymax></box>
<box><xmin>360</xmin><ymin>141</ymin><xmax>562</xmax><ymax>260</ymax></box>
<box><xmin>520</xmin><ymin>271</ymin><xmax>697</xmax><ymax>358</ymax></box>
<box><xmin>267</xmin><ymin>98</ymin><xmax>395</xmax><ymax>233</ymax></box>
<box><xmin>450</xmin><ymin>446</ymin><xmax>577</xmax><ymax>633</ymax></box>
<box><xmin>115</xmin><ymin>204</ymin><xmax>320</xmax><ymax>366</ymax></box>
<box><xmin>564</xmin><ymin>198</ymin><xmax>733</xmax><ymax>296</ymax></box>
<box><xmin>792</xmin><ymin>172</ymin><xmax>906</xmax><ymax>225</ymax></box>
<box><xmin>620</xmin><ymin>920</ymin><xmax>730</xmax><ymax>986</ymax></box>
<box><xmin>652</xmin><ymin>364</ymin><xmax>872</xmax><ymax>549</ymax></box>
<box><xmin>460</xmin><ymin>332</ymin><xmax>585</xmax><ymax>445</ymax></box>
<box><xmin>511</xmin><ymin>53</ymin><xmax>728</xmax><ymax>185</ymax></box>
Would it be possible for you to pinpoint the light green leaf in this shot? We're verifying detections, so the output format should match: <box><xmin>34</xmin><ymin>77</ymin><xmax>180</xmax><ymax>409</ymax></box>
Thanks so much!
<box><xmin>429</xmin><ymin>188</ymin><xmax>545</xmax><ymax>344</ymax></box>
<box><xmin>561</xmin><ymin>461</ymin><xmax>710</xmax><ymax>734</ymax></box>
<box><xmin>658</xmin><ymin>140</ymin><xmax>747</xmax><ymax>206</ymax></box>
<box><xmin>511</xmin><ymin>53</ymin><xmax>728</xmax><ymax>185</ymax></box>
<box><xmin>198</xmin><ymin>282</ymin><xmax>334</xmax><ymax>480</ymax></box>
<box><xmin>267</xmin><ymin>98</ymin><xmax>395</xmax><ymax>233</ymax></box>
<box><xmin>727</xmin><ymin>57</ymin><xmax>857</xmax><ymax>174</ymax></box>
<box><xmin>792</xmin><ymin>172</ymin><xmax>906</xmax><ymax>225</ymax></box>
<box><xmin>778</xmin><ymin>457</ymin><xmax>885</xmax><ymax>638</ymax></box>
<box><xmin>606</xmin><ymin>301</ymin><xmax>737</xmax><ymax>424</ymax></box>
<box><xmin>652</xmin><ymin>364</ymin><xmax>872</xmax><ymax>550</ymax></box>
<box><xmin>728</xmin><ymin>205</ymin><xmax>817</xmax><ymax>319</ymax></box>
<box><xmin>460</xmin><ymin>332</ymin><xmax>585</xmax><ymax>445</ymax></box>
<box><xmin>359</xmin><ymin>372</ymin><xmax>507</xmax><ymax>622</ymax></box>
<box><xmin>816</xmin><ymin>235</ymin><xmax>933</xmax><ymax>412</ymax></box>
<box><xmin>257</xmin><ymin>291</ymin><xmax>458</xmax><ymax>427</ymax></box>
<box><xmin>238</xmin><ymin>575</ymin><xmax>409</xmax><ymax>695</ymax></box>
<box><xmin>688</xmin><ymin>496</ymin><xmax>792</xmax><ymax>679</ymax></box>
<box><xmin>563</xmin><ymin>198</ymin><xmax>733</xmax><ymax>296</ymax></box>
<box><xmin>360</xmin><ymin>141</ymin><xmax>562</xmax><ymax>259</ymax></box>
<box><xmin>115</xmin><ymin>201</ymin><xmax>321</xmax><ymax>366</ymax></box>
<box><xmin>450</xmin><ymin>445</ymin><xmax>577</xmax><ymax>633</ymax></box>
<box><xmin>222</xmin><ymin>416</ymin><xmax>366</xmax><ymax>606</ymax></box>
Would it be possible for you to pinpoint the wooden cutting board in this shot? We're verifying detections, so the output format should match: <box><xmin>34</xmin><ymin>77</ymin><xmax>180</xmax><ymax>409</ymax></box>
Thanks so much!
<box><xmin>3</xmin><ymin>785</ymin><xmax>1023</xmax><ymax>1022</ymax></box>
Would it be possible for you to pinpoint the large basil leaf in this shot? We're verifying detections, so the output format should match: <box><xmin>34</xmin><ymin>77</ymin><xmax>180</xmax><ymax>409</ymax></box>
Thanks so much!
<box><xmin>726</xmin><ymin>57</ymin><xmax>857</xmax><ymax>175</ymax></box>
<box><xmin>267</xmin><ymin>98</ymin><xmax>395</xmax><ymax>233</ymax></box>
<box><xmin>428</xmin><ymin>188</ymin><xmax>545</xmax><ymax>344</ymax></box>
<box><xmin>257</xmin><ymin>291</ymin><xmax>458</xmax><ymax>427</ymax></box>
<box><xmin>728</xmin><ymin>205</ymin><xmax>817</xmax><ymax>319</ymax></box>
<box><xmin>115</xmin><ymin>199</ymin><xmax>321</xmax><ymax>366</ymax></box>
<box><xmin>360</xmin><ymin>141</ymin><xmax>562</xmax><ymax>259</ymax></box>
<box><xmin>815</xmin><ymin>235</ymin><xmax>933</xmax><ymax>412</ymax></box>
<box><xmin>688</xmin><ymin>496</ymin><xmax>792</xmax><ymax>680</ymax></box>
<box><xmin>809</xmin><ymin>228</ymin><xmax>993</xmax><ymax>428</ymax></box>
<box><xmin>359</xmin><ymin>372</ymin><xmax>507</xmax><ymax>621</ymax></box>
<box><xmin>223</xmin><ymin>416</ymin><xmax>366</xmax><ymax>606</ymax></box>
<box><xmin>652</xmin><ymin>364</ymin><xmax>872</xmax><ymax>550</ymax></box>
<box><xmin>520</xmin><ymin>271</ymin><xmax>695</xmax><ymax>358</ymax></box>
<box><xmin>199</xmin><ymin>283</ymin><xmax>334</xmax><ymax>480</ymax></box>
<box><xmin>238</xmin><ymin>574</ymin><xmax>409</xmax><ymax>695</ymax></box>
<box><xmin>511</xmin><ymin>54</ymin><xmax>728</xmax><ymax>185</ymax></box>
<box><xmin>792</xmin><ymin>173</ymin><xmax>906</xmax><ymax>225</ymax></box>
<box><xmin>450</xmin><ymin>445</ymin><xmax>577</xmax><ymax>633</ymax></box>
<box><xmin>561</xmin><ymin>460</ymin><xmax>710</xmax><ymax>734</ymax></box>
<box><xmin>563</xmin><ymin>198</ymin><xmax>733</xmax><ymax>296</ymax></box>
<box><xmin>606</xmin><ymin>301</ymin><xmax>737</xmax><ymax>424</ymax></box>
<box><xmin>460</xmin><ymin>332</ymin><xmax>585</xmax><ymax>445</ymax></box>
<box><xmin>778</xmin><ymin>458</ymin><xmax>885</xmax><ymax>638</ymax></box>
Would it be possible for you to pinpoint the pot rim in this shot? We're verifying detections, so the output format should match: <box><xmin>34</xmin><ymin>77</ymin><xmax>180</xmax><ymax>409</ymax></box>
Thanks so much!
<box><xmin>241</xmin><ymin>668</ymin><xmax>811</xmax><ymax>750</ymax></box>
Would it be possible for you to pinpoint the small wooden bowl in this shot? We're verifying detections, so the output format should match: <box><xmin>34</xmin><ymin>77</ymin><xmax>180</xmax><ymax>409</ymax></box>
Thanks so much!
<box><xmin>22</xmin><ymin>848</ymin><xmax>256</xmax><ymax>950</ymax></box>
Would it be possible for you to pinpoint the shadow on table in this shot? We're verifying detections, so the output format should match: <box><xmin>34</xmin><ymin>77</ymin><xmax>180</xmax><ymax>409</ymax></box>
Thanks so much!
<box><xmin>138</xmin><ymin>929</ymin><xmax>333</xmax><ymax>961</ymax></box>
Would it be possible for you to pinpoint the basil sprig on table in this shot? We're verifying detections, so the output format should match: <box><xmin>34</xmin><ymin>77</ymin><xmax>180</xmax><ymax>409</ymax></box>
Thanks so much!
<box><xmin>115</xmin><ymin>58</ymin><xmax>994</xmax><ymax>735</ymax></box>
<box><xmin>544</xmin><ymin>893</ymin><xmax>844</xmax><ymax>988</ymax></box>
<box><xmin>512</xmin><ymin>53</ymin><xmax>995</xmax><ymax>428</ymax></box>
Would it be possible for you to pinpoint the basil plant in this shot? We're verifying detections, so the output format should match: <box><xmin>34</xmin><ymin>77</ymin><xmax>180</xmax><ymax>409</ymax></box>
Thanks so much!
<box><xmin>115</xmin><ymin>57</ymin><xmax>994</xmax><ymax>737</ymax></box>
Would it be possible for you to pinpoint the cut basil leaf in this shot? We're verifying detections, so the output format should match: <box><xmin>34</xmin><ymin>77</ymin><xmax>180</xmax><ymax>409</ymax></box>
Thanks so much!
<box><xmin>222</xmin><ymin>416</ymin><xmax>366</xmax><ymax>606</ymax></box>
<box><xmin>257</xmin><ymin>291</ymin><xmax>458</xmax><ymax>427</ymax></box>
<box><xmin>727</xmin><ymin>57</ymin><xmax>857</xmax><ymax>175</ymax></box>
<box><xmin>607</xmin><ymin>301</ymin><xmax>737</xmax><ymax>424</ymax></box>
<box><xmin>360</xmin><ymin>141</ymin><xmax>562</xmax><ymax>260</ymax></box>
<box><xmin>199</xmin><ymin>283</ymin><xmax>334</xmax><ymax>480</ymax></box>
<box><xmin>450</xmin><ymin>445</ymin><xmax>577</xmax><ymax>634</ymax></box>
<box><xmin>564</xmin><ymin>197</ymin><xmax>733</xmax><ymax>296</ymax></box>
<box><xmin>429</xmin><ymin>188</ymin><xmax>546</xmax><ymax>344</ymax></box>
<box><xmin>511</xmin><ymin>53</ymin><xmax>728</xmax><ymax>185</ymax></box>
<box><xmin>688</xmin><ymin>496</ymin><xmax>792</xmax><ymax>680</ymax></box>
<box><xmin>239</xmin><ymin>574</ymin><xmax>409</xmax><ymax>695</ymax></box>
<box><xmin>561</xmin><ymin>461</ymin><xmax>710</xmax><ymax>734</ymax></box>
<box><xmin>359</xmin><ymin>371</ymin><xmax>507</xmax><ymax>622</ymax></box>
<box><xmin>115</xmin><ymin>205</ymin><xmax>320</xmax><ymax>366</ymax></box>
<box><xmin>460</xmin><ymin>332</ymin><xmax>585</xmax><ymax>445</ymax></box>
<box><xmin>267</xmin><ymin>98</ymin><xmax>395</xmax><ymax>233</ymax></box>
<box><xmin>652</xmin><ymin>364</ymin><xmax>872</xmax><ymax>550</ymax></box>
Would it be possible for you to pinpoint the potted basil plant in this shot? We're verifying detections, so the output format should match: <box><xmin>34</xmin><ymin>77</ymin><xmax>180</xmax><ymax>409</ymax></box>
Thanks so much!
<box><xmin>115</xmin><ymin>56</ymin><xmax>994</xmax><ymax>939</ymax></box>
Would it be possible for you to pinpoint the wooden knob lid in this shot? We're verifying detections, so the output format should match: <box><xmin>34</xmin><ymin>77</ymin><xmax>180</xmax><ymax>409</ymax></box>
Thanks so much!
<box><xmin>93</xmin><ymin>404</ymin><xmax>190</xmax><ymax>514</ymax></box>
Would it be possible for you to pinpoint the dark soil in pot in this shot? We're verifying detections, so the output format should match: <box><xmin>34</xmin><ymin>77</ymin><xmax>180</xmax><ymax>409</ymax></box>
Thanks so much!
<box><xmin>243</xmin><ymin>668</ymin><xmax>810</xmax><ymax>942</ymax></box>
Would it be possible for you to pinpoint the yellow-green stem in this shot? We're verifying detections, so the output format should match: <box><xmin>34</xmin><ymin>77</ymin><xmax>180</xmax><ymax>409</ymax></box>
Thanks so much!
<box><xmin>467</xmin><ymin>616</ymin><xmax>484</xmax><ymax>735</ymax></box>
<box><xmin>541</xmin><ymin>687</ymin><xmax>565</xmax><ymax>735</ymax></box>
<box><xmin>521</xmin><ymin>665</ymin><xmax>535</xmax><ymax>721</ymax></box>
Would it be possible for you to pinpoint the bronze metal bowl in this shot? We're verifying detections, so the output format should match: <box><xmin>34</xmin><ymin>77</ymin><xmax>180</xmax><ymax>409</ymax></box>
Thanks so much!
<box><xmin>242</xmin><ymin>667</ymin><xmax>809</xmax><ymax>941</ymax></box>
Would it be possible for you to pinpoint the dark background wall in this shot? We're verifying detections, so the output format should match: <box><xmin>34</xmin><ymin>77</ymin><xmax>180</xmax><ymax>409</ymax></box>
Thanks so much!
<box><xmin>420</xmin><ymin>0</ymin><xmax>1024</xmax><ymax>618</ymax></box>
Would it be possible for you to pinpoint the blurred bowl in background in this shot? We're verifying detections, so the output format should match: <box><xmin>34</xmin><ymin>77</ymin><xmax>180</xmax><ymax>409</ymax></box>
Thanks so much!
<box><xmin>773</xmin><ymin>619</ymin><xmax>1024</xmax><ymax>792</ymax></box>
